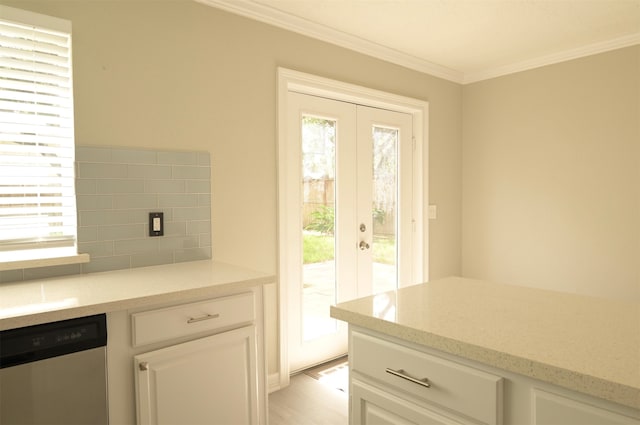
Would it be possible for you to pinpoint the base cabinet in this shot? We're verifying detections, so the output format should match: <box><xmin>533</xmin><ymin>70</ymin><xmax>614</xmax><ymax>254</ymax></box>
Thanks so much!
<box><xmin>349</xmin><ymin>327</ymin><xmax>640</xmax><ymax>425</ymax></box>
<box><xmin>532</xmin><ymin>389</ymin><xmax>639</xmax><ymax>425</ymax></box>
<box><xmin>134</xmin><ymin>326</ymin><xmax>259</xmax><ymax>425</ymax></box>
<box><xmin>104</xmin><ymin>288</ymin><xmax>267</xmax><ymax>425</ymax></box>
<box><xmin>350</xmin><ymin>329</ymin><xmax>503</xmax><ymax>425</ymax></box>
<box><xmin>352</xmin><ymin>379</ymin><xmax>468</xmax><ymax>425</ymax></box>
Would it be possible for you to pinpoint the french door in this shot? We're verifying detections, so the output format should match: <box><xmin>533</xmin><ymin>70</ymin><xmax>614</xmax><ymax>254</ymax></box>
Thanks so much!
<box><xmin>285</xmin><ymin>92</ymin><xmax>414</xmax><ymax>372</ymax></box>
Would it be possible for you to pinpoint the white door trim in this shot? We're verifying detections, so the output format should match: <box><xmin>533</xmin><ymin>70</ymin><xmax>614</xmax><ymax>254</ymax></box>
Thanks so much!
<box><xmin>276</xmin><ymin>67</ymin><xmax>429</xmax><ymax>387</ymax></box>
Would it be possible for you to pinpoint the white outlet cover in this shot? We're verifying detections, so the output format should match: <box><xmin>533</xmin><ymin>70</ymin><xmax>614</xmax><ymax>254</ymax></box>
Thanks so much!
<box><xmin>428</xmin><ymin>205</ymin><xmax>437</xmax><ymax>220</ymax></box>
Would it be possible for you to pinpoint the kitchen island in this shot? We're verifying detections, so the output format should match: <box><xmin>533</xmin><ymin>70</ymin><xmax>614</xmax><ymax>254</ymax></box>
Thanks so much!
<box><xmin>331</xmin><ymin>276</ymin><xmax>640</xmax><ymax>424</ymax></box>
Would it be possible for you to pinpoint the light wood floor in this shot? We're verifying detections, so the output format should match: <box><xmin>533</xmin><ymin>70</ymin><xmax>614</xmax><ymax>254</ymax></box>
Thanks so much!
<box><xmin>269</xmin><ymin>373</ymin><xmax>348</xmax><ymax>425</ymax></box>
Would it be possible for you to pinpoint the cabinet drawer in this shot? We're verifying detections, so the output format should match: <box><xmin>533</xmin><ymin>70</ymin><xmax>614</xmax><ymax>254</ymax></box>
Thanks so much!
<box><xmin>132</xmin><ymin>292</ymin><xmax>255</xmax><ymax>347</ymax></box>
<box><xmin>352</xmin><ymin>331</ymin><xmax>503</xmax><ymax>425</ymax></box>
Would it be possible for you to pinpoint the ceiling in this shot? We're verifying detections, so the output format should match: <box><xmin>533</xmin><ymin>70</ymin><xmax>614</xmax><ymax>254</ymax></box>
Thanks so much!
<box><xmin>198</xmin><ymin>0</ymin><xmax>640</xmax><ymax>84</ymax></box>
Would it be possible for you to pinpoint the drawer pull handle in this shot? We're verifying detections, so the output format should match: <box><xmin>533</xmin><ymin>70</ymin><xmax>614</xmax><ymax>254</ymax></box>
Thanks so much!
<box><xmin>385</xmin><ymin>368</ymin><xmax>431</xmax><ymax>388</ymax></box>
<box><xmin>139</xmin><ymin>362</ymin><xmax>149</xmax><ymax>372</ymax></box>
<box><xmin>187</xmin><ymin>313</ymin><xmax>220</xmax><ymax>324</ymax></box>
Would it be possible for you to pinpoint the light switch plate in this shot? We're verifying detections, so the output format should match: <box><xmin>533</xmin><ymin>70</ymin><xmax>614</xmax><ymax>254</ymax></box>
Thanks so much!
<box><xmin>428</xmin><ymin>205</ymin><xmax>437</xmax><ymax>220</ymax></box>
<box><xmin>149</xmin><ymin>212</ymin><xmax>164</xmax><ymax>237</ymax></box>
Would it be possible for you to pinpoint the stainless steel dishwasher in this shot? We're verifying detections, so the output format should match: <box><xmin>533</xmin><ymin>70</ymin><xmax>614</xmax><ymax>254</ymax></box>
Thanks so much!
<box><xmin>0</xmin><ymin>314</ymin><xmax>108</xmax><ymax>425</ymax></box>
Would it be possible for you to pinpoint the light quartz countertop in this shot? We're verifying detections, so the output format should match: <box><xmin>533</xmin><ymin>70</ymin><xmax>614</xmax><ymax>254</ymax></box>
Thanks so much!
<box><xmin>0</xmin><ymin>260</ymin><xmax>274</xmax><ymax>331</ymax></box>
<box><xmin>330</xmin><ymin>276</ymin><xmax>640</xmax><ymax>410</ymax></box>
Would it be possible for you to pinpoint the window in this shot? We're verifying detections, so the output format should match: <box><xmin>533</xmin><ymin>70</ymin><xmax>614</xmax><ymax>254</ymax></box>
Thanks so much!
<box><xmin>0</xmin><ymin>5</ymin><xmax>87</xmax><ymax>270</ymax></box>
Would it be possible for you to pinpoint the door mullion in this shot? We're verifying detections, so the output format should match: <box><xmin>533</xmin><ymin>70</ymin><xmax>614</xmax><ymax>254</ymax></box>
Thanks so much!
<box><xmin>356</xmin><ymin>105</ymin><xmax>374</xmax><ymax>299</ymax></box>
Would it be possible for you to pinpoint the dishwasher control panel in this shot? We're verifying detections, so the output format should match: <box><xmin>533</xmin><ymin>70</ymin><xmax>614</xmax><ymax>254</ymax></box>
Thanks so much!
<box><xmin>0</xmin><ymin>313</ymin><xmax>107</xmax><ymax>368</ymax></box>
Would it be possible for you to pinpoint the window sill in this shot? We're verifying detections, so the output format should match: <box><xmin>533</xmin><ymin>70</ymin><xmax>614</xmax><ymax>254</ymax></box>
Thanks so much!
<box><xmin>0</xmin><ymin>249</ymin><xmax>90</xmax><ymax>272</ymax></box>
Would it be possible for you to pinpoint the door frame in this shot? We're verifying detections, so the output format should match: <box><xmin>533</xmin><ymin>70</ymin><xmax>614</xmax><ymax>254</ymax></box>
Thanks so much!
<box><xmin>276</xmin><ymin>67</ymin><xmax>429</xmax><ymax>387</ymax></box>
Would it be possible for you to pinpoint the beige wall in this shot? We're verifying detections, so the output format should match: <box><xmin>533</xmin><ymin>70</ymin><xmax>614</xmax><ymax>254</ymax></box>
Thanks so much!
<box><xmin>2</xmin><ymin>0</ymin><xmax>463</xmax><ymax>378</ymax></box>
<box><xmin>5</xmin><ymin>0</ymin><xmax>639</xmax><ymax>368</ymax></box>
<box><xmin>3</xmin><ymin>0</ymin><xmax>462</xmax><ymax>280</ymax></box>
<box><xmin>462</xmin><ymin>46</ymin><xmax>640</xmax><ymax>301</ymax></box>
<box><xmin>11</xmin><ymin>0</ymin><xmax>637</xmax><ymax>376</ymax></box>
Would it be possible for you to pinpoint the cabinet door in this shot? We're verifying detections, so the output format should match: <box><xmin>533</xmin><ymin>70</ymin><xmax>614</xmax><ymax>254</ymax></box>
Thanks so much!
<box><xmin>134</xmin><ymin>326</ymin><xmax>259</xmax><ymax>425</ymax></box>
<box><xmin>352</xmin><ymin>379</ymin><xmax>468</xmax><ymax>425</ymax></box>
<box><xmin>532</xmin><ymin>389</ymin><xmax>640</xmax><ymax>425</ymax></box>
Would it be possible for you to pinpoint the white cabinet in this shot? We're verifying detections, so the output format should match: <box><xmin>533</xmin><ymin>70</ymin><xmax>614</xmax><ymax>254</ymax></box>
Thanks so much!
<box><xmin>350</xmin><ymin>329</ymin><xmax>503</xmax><ymax>425</ymax></box>
<box><xmin>134</xmin><ymin>326</ymin><xmax>259</xmax><ymax>425</ymax></box>
<box><xmin>349</xmin><ymin>327</ymin><xmax>640</xmax><ymax>425</ymax></box>
<box><xmin>532</xmin><ymin>389</ymin><xmax>639</xmax><ymax>425</ymax></box>
<box><xmin>352</xmin><ymin>379</ymin><xmax>467</xmax><ymax>425</ymax></box>
<box><xmin>131</xmin><ymin>291</ymin><xmax>264</xmax><ymax>425</ymax></box>
<box><xmin>131</xmin><ymin>292</ymin><xmax>255</xmax><ymax>347</ymax></box>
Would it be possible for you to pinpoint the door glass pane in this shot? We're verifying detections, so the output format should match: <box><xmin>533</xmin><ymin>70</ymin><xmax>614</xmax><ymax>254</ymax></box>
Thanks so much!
<box><xmin>301</xmin><ymin>116</ymin><xmax>337</xmax><ymax>341</ymax></box>
<box><xmin>372</xmin><ymin>126</ymin><xmax>398</xmax><ymax>293</ymax></box>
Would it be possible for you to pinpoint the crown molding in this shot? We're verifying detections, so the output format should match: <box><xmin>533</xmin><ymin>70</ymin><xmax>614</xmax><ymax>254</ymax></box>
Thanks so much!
<box><xmin>463</xmin><ymin>33</ymin><xmax>640</xmax><ymax>84</ymax></box>
<box><xmin>196</xmin><ymin>0</ymin><xmax>639</xmax><ymax>85</ymax></box>
<box><xmin>195</xmin><ymin>0</ymin><xmax>464</xmax><ymax>84</ymax></box>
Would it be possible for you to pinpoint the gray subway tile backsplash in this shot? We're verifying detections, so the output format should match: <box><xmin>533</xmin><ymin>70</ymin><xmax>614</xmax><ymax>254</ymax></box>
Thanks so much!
<box><xmin>114</xmin><ymin>238</ymin><xmax>159</xmax><ymax>255</ymax></box>
<box><xmin>23</xmin><ymin>264</ymin><xmax>83</xmax><ymax>281</ymax></box>
<box><xmin>82</xmin><ymin>256</ymin><xmax>132</xmax><ymax>274</ymax></box>
<box><xmin>96</xmin><ymin>179</ymin><xmax>146</xmax><ymax>194</ymax></box>
<box><xmin>75</xmin><ymin>179</ymin><xmax>97</xmax><ymax>194</ymax></box>
<box><xmin>131</xmin><ymin>251</ymin><xmax>175</xmax><ymax>268</ymax></box>
<box><xmin>112</xmin><ymin>148</ymin><xmax>158</xmax><ymax>164</ymax></box>
<box><xmin>80</xmin><ymin>210</ymin><xmax>144</xmax><ymax>226</ymax></box>
<box><xmin>78</xmin><ymin>162</ymin><xmax>128</xmax><ymax>178</ymax></box>
<box><xmin>158</xmin><ymin>236</ymin><xmax>199</xmax><ymax>251</ymax></box>
<box><xmin>172</xmin><ymin>165</ymin><xmax>211</xmax><ymax>179</ymax></box>
<box><xmin>78</xmin><ymin>241</ymin><xmax>115</xmax><ymax>258</ymax></box>
<box><xmin>186</xmin><ymin>220</ymin><xmax>211</xmax><ymax>235</ymax></box>
<box><xmin>0</xmin><ymin>269</ymin><xmax>24</xmax><ymax>284</ymax></box>
<box><xmin>158</xmin><ymin>151</ymin><xmax>199</xmax><ymax>165</ymax></box>
<box><xmin>200</xmin><ymin>234</ymin><xmax>212</xmax><ymax>247</ymax></box>
<box><xmin>173</xmin><ymin>206</ymin><xmax>211</xmax><ymax>221</ymax></box>
<box><xmin>76</xmin><ymin>194</ymin><xmax>114</xmax><ymax>210</ymax></box>
<box><xmin>158</xmin><ymin>194</ymin><xmax>199</xmax><ymax>208</ymax></box>
<box><xmin>145</xmin><ymin>180</ymin><xmax>186</xmax><ymax>194</ymax></box>
<box><xmin>76</xmin><ymin>146</ymin><xmax>112</xmax><ymax>162</ymax></box>
<box><xmin>96</xmin><ymin>224</ymin><xmax>145</xmax><ymax>241</ymax></box>
<box><xmin>112</xmin><ymin>194</ymin><xmax>159</xmax><ymax>209</ymax></box>
<box><xmin>77</xmin><ymin>226</ymin><xmax>98</xmax><ymax>243</ymax></box>
<box><xmin>198</xmin><ymin>194</ymin><xmax>212</xmax><ymax>206</ymax></box>
<box><xmin>186</xmin><ymin>180</ymin><xmax>211</xmax><ymax>194</ymax></box>
<box><xmin>164</xmin><ymin>221</ymin><xmax>187</xmax><ymax>237</ymax></box>
<box><xmin>198</xmin><ymin>152</ymin><xmax>211</xmax><ymax>166</ymax></box>
<box><xmin>174</xmin><ymin>247</ymin><xmax>212</xmax><ymax>263</ymax></box>
<box><xmin>127</xmin><ymin>164</ymin><xmax>173</xmax><ymax>179</ymax></box>
<box><xmin>1</xmin><ymin>146</ymin><xmax>212</xmax><ymax>283</ymax></box>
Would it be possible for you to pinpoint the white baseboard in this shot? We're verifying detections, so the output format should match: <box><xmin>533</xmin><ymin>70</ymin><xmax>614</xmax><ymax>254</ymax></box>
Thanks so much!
<box><xmin>268</xmin><ymin>372</ymin><xmax>282</xmax><ymax>393</ymax></box>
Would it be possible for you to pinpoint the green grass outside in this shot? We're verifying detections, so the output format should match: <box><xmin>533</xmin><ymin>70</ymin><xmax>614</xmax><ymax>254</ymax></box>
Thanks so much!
<box><xmin>303</xmin><ymin>233</ymin><xmax>396</xmax><ymax>264</ymax></box>
<box><xmin>372</xmin><ymin>235</ymin><xmax>396</xmax><ymax>265</ymax></box>
<box><xmin>303</xmin><ymin>233</ymin><xmax>335</xmax><ymax>264</ymax></box>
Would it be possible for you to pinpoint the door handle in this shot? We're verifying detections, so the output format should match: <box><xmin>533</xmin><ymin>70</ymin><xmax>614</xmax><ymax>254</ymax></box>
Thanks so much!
<box><xmin>359</xmin><ymin>241</ymin><xmax>370</xmax><ymax>250</ymax></box>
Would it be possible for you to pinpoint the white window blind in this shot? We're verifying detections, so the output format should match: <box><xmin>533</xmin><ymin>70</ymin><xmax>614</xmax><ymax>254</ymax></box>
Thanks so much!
<box><xmin>0</xmin><ymin>6</ymin><xmax>77</xmax><ymax>253</ymax></box>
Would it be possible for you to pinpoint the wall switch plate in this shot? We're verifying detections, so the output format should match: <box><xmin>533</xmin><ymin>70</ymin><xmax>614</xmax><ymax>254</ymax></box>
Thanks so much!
<box><xmin>428</xmin><ymin>205</ymin><xmax>437</xmax><ymax>220</ymax></box>
<box><xmin>149</xmin><ymin>212</ymin><xmax>164</xmax><ymax>237</ymax></box>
